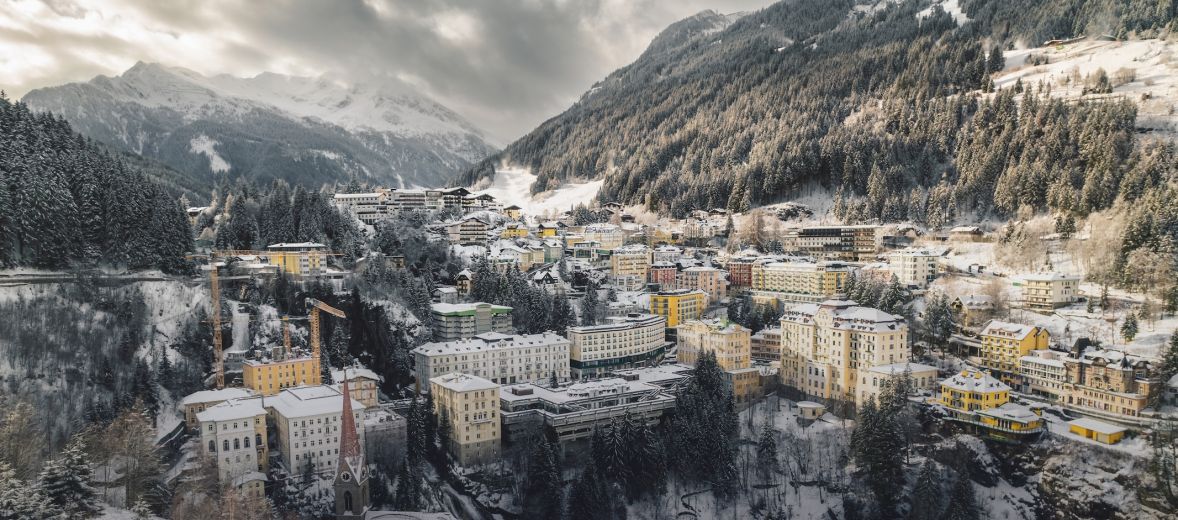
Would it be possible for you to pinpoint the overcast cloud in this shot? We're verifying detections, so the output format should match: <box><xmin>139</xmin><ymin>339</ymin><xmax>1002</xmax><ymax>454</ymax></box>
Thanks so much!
<box><xmin>0</xmin><ymin>0</ymin><xmax>776</xmax><ymax>143</ymax></box>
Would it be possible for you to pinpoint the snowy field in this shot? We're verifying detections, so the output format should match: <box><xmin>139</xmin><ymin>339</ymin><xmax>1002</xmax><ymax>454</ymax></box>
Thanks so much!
<box><xmin>474</xmin><ymin>166</ymin><xmax>604</xmax><ymax>217</ymax></box>
<box><xmin>996</xmin><ymin>38</ymin><xmax>1178</xmax><ymax>137</ymax></box>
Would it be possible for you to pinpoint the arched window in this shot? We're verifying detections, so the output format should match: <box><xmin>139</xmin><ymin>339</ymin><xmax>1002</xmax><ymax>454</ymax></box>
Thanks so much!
<box><xmin>208</xmin><ymin>440</ymin><xmax>216</xmax><ymax>453</ymax></box>
<box><xmin>256</xmin><ymin>434</ymin><xmax>262</xmax><ymax>447</ymax></box>
<box><xmin>244</xmin><ymin>437</ymin><xmax>250</xmax><ymax>448</ymax></box>
<box><xmin>223</xmin><ymin>440</ymin><xmax>229</xmax><ymax>452</ymax></box>
<box><xmin>233</xmin><ymin>439</ymin><xmax>240</xmax><ymax>450</ymax></box>
<box><xmin>344</xmin><ymin>491</ymin><xmax>353</xmax><ymax>513</ymax></box>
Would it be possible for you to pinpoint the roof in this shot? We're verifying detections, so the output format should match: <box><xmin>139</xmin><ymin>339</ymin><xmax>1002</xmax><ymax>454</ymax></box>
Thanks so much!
<box><xmin>1022</xmin><ymin>272</ymin><xmax>1081</xmax><ymax>282</ymax></box>
<box><xmin>332</xmin><ymin>367</ymin><xmax>381</xmax><ymax>382</ymax></box>
<box><xmin>266</xmin><ymin>385</ymin><xmax>365</xmax><ymax>419</ymax></box>
<box><xmin>412</xmin><ymin>332</ymin><xmax>569</xmax><ymax>357</ymax></box>
<box><xmin>267</xmin><ymin>242</ymin><xmax>327</xmax><ymax>249</ymax></box>
<box><xmin>197</xmin><ymin>397</ymin><xmax>266</xmax><ymax>422</ymax></box>
<box><xmin>1068</xmin><ymin>418</ymin><xmax>1126</xmax><ymax>435</ymax></box>
<box><xmin>980</xmin><ymin>320</ymin><xmax>1039</xmax><ymax>340</ymax></box>
<box><xmin>430</xmin><ymin>302</ymin><xmax>512</xmax><ymax>316</ymax></box>
<box><xmin>181</xmin><ymin>387</ymin><xmax>254</xmax><ymax>406</ymax></box>
<box><xmin>780</xmin><ymin>299</ymin><xmax>906</xmax><ymax>333</ymax></box>
<box><xmin>432</xmin><ymin>372</ymin><xmax>498</xmax><ymax>392</ymax></box>
<box><xmin>500</xmin><ymin>378</ymin><xmax>661</xmax><ymax>405</ymax></box>
<box><xmin>567</xmin><ymin>313</ymin><xmax>665</xmax><ymax>334</ymax></box>
<box><xmin>797</xmin><ymin>401</ymin><xmax>825</xmax><ymax>409</ymax></box>
<box><xmin>979</xmin><ymin>403</ymin><xmax>1041</xmax><ymax>424</ymax></box>
<box><xmin>940</xmin><ymin>370</ymin><xmax>1009</xmax><ymax>393</ymax></box>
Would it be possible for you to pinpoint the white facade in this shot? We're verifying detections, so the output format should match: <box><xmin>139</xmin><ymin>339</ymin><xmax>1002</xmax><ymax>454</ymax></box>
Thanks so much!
<box><xmin>886</xmin><ymin>248</ymin><xmax>941</xmax><ymax>288</ymax></box>
<box><xmin>567</xmin><ymin>314</ymin><xmax>668</xmax><ymax>378</ymax></box>
<box><xmin>197</xmin><ymin>397</ymin><xmax>267</xmax><ymax>482</ymax></box>
<box><xmin>413</xmin><ymin>332</ymin><xmax>571</xmax><ymax>386</ymax></box>
<box><xmin>267</xmin><ymin>386</ymin><xmax>366</xmax><ymax>475</ymax></box>
<box><xmin>1019</xmin><ymin>273</ymin><xmax>1081</xmax><ymax>311</ymax></box>
<box><xmin>854</xmin><ymin>362</ymin><xmax>939</xmax><ymax>406</ymax></box>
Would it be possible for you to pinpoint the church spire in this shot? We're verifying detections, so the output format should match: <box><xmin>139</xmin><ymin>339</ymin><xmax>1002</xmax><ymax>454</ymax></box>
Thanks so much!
<box><xmin>338</xmin><ymin>370</ymin><xmax>364</xmax><ymax>477</ymax></box>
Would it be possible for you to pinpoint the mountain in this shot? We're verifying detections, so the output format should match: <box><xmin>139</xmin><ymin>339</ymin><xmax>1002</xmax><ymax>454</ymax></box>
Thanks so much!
<box><xmin>460</xmin><ymin>0</ymin><xmax>1178</xmax><ymax>221</ymax></box>
<box><xmin>23</xmin><ymin>62</ymin><xmax>497</xmax><ymax>189</ymax></box>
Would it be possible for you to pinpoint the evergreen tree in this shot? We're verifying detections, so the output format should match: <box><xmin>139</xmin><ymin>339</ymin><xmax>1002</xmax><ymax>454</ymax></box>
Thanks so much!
<box><xmin>668</xmin><ymin>352</ymin><xmax>739</xmax><ymax>497</ymax></box>
<box><xmin>850</xmin><ymin>399</ymin><xmax>906</xmax><ymax>517</ymax></box>
<box><xmin>1159</xmin><ymin>333</ymin><xmax>1178</xmax><ymax>385</ymax></box>
<box><xmin>943</xmin><ymin>470</ymin><xmax>980</xmax><ymax>520</ymax></box>
<box><xmin>0</xmin><ymin>462</ymin><xmax>52</xmax><ymax>520</ymax></box>
<box><xmin>37</xmin><ymin>439</ymin><xmax>101</xmax><ymax>519</ymax></box>
<box><xmin>1122</xmin><ymin>313</ymin><xmax>1139</xmax><ymax>342</ymax></box>
<box><xmin>392</xmin><ymin>464</ymin><xmax>422</xmax><ymax>511</ymax></box>
<box><xmin>437</xmin><ymin>408</ymin><xmax>453</xmax><ymax>464</ymax></box>
<box><xmin>521</xmin><ymin>434</ymin><xmax>564</xmax><ymax>519</ymax></box>
<box><xmin>755</xmin><ymin>420</ymin><xmax>778</xmax><ymax>479</ymax></box>
<box><xmin>907</xmin><ymin>460</ymin><xmax>944</xmax><ymax>520</ymax></box>
<box><xmin>581</xmin><ymin>280</ymin><xmax>600</xmax><ymax>326</ymax></box>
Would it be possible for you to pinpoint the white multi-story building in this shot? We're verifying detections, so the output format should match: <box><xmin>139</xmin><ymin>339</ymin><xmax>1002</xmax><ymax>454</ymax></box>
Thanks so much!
<box><xmin>1017</xmin><ymin>349</ymin><xmax>1070</xmax><ymax>400</ymax></box>
<box><xmin>1019</xmin><ymin>273</ymin><xmax>1081</xmax><ymax>311</ymax></box>
<box><xmin>750</xmin><ymin>261</ymin><xmax>851</xmax><ymax>306</ymax></box>
<box><xmin>779</xmin><ymin>299</ymin><xmax>910</xmax><ymax>401</ymax></box>
<box><xmin>854</xmin><ymin>362</ymin><xmax>939</xmax><ymax>406</ymax></box>
<box><xmin>652</xmin><ymin>245</ymin><xmax>683</xmax><ymax>264</ymax></box>
<box><xmin>886</xmin><ymin>248</ymin><xmax>942</xmax><ymax>288</ymax></box>
<box><xmin>567</xmin><ymin>314</ymin><xmax>668</xmax><ymax>378</ymax></box>
<box><xmin>197</xmin><ymin>397</ymin><xmax>268</xmax><ymax>482</ymax></box>
<box><xmin>445</xmin><ymin>217</ymin><xmax>490</xmax><ymax>246</ymax></box>
<box><xmin>431</xmin><ymin>302</ymin><xmax>514</xmax><ymax>341</ymax></box>
<box><xmin>583</xmin><ymin>223</ymin><xmax>624</xmax><ymax>249</ymax></box>
<box><xmin>267</xmin><ymin>386</ymin><xmax>366</xmax><ymax>475</ymax></box>
<box><xmin>412</xmin><ymin>332</ymin><xmax>571</xmax><ymax>387</ymax></box>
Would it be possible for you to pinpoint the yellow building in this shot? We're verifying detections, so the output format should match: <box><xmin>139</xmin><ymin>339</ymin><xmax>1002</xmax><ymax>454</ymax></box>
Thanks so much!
<box><xmin>979</xmin><ymin>320</ymin><xmax>1050</xmax><ymax>382</ymax></box>
<box><xmin>431</xmin><ymin>373</ymin><xmax>501</xmax><ymax>466</ymax></box>
<box><xmin>267</xmin><ymin>242</ymin><xmax>328</xmax><ymax>276</ymax></box>
<box><xmin>500</xmin><ymin>222</ymin><xmax>528</xmax><ymax>239</ymax></box>
<box><xmin>650</xmin><ymin>289</ymin><xmax>707</xmax><ymax>328</ymax></box>
<box><xmin>1067</xmin><ymin>418</ymin><xmax>1126</xmax><ymax>444</ymax></box>
<box><xmin>610</xmin><ymin>245</ymin><xmax>652</xmax><ymax>290</ymax></box>
<box><xmin>676</xmin><ymin>319</ymin><xmax>751</xmax><ymax>371</ymax></box>
<box><xmin>503</xmin><ymin>205</ymin><xmax>522</xmax><ymax>220</ymax></box>
<box><xmin>242</xmin><ymin>356</ymin><xmax>321</xmax><ymax>396</ymax></box>
<box><xmin>538</xmin><ymin>222</ymin><xmax>560</xmax><ymax>237</ymax></box>
<box><xmin>939</xmin><ymin>370</ymin><xmax>1043</xmax><ymax>440</ymax></box>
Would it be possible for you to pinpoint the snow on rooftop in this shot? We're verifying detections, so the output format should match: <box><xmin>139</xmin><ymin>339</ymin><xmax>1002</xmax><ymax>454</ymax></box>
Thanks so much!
<box><xmin>866</xmin><ymin>362</ymin><xmax>938</xmax><ymax>375</ymax></box>
<box><xmin>941</xmin><ymin>370</ymin><xmax>1009</xmax><ymax>393</ymax></box>
<box><xmin>1068</xmin><ymin>418</ymin><xmax>1126</xmax><ymax>436</ymax></box>
<box><xmin>980</xmin><ymin>320</ymin><xmax>1038</xmax><ymax>340</ymax></box>
<box><xmin>266</xmin><ymin>385</ymin><xmax>365</xmax><ymax>419</ymax></box>
<box><xmin>181</xmin><ymin>387</ymin><xmax>254</xmax><ymax>406</ymax></box>
<box><xmin>432</xmin><ymin>372</ymin><xmax>498</xmax><ymax>392</ymax></box>
<box><xmin>332</xmin><ymin>367</ymin><xmax>381</xmax><ymax>382</ymax></box>
<box><xmin>196</xmin><ymin>397</ymin><xmax>266</xmax><ymax>422</ymax></box>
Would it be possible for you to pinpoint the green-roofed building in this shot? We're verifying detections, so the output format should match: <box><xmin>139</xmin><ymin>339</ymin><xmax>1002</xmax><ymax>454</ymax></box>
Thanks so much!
<box><xmin>431</xmin><ymin>302</ymin><xmax>514</xmax><ymax>340</ymax></box>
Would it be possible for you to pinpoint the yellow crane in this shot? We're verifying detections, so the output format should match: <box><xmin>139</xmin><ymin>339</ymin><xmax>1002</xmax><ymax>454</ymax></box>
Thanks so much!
<box><xmin>306</xmin><ymin>298</ymin><xmax>346</xmax><ymax>362</ymax></box>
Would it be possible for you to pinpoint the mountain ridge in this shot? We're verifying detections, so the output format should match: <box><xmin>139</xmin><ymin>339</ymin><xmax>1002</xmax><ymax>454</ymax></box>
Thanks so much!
<box><xmin>23</xmin><ymin>62</ymin><xmax>497</xmax><ymax>190</ymax></box>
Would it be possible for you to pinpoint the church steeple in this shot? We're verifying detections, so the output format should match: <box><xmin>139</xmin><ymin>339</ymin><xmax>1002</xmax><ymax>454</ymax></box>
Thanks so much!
<box><xmin>334</xmin><ymin>371</ymin><xmax>370</xmax><ymax>519</ymax></box>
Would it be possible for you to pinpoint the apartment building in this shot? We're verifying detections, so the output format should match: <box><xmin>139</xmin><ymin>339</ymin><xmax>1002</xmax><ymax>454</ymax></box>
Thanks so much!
<box><xmin>610</xmin><ymin>244</ymin><xmax>652</xmax><ymax>291</ymax></box>
<box><xmin>330</xmin><ymin>367</ymin><xmax>381</xmax><ymax>407</ymax></box>
<box><xmin>242</xmin><ymin>355</ymin><xmax>321</xmax><ymax>396</ymax></box>
<box><xmin>886</xmin><ymin>248</ymin><xmax>942</xmax><ymax>288</ymax></box>
<box><xmin>978</xmin><ymin>320</ymin><xmax>1050</xmax><ymax>383</ymax></box>
<box><xmin>197</xmin><ymin>397</ymin><xmax>269</xmax><ymax>482</ymax></box>
<box><xmin>567</xmin><ymin>314</ymin><xmax>668</xmax><ymax>378</ymax></box>
<box><xmin>782</xmin><ymin>225</ymin><xmax>878</xmax><ymax>261</ymax></box>
<box><xmin>750</xmin><ymin>261</ymin><xmax>851</xmax><ymax>307</ymax></box>
<box><xmin>648</xmin><ymin>262</ymin><xmax>678</xmax><ymax>287</ymax></box>
<box><xmin>431</xmin><ymin>373</ymin><xmax>501</xmax><ymax>466</ymax></box>
<box><xmin>1017</xmin><ymin>349</ymin><xmax>1070</xmax><ymax>401</ymax></box>
<box><xmin>431</xmin><ymin>302</ymin><xmax>514</xmax><ymax>341</ymax></box>
<box><xmin>1061</xmin><ymin>347</ymin><xmax>1156</xmax><ymax>417</ymax></box>
<box><xmin>267</xmin><ymin>386</ymin><xmax>366</xmax><ymax>475</ymax></box>
<box><xmin>652</xmin><ymin>245</ymin><xmax>683</xmax><ymax>264</ymax></box>
<box><xmin>499</xmin><ymin>378</ymin><xmax>677</xmax><ymax>444</ymax></box>
<box><xmin>412</xmin><ymin>332</ymin><xmax>571</xmax><ymax>387</ymax></box>
<box><xmin>267</xmin><ymin>242</ymin><xmax>328</xmax><ymax>277</ymax></box>
<box><xmin>723</xmin><ymin>255</ymin><xmax>760</xmax><ymax>288</ymax></box>
<box><xmin>750</xmin><ymin>327</ymin><xmax>782</xmax><ymax>362</ymax></box>
<box><xmin>583</xmin><ymin>223</ymin><xmax>624</xmax><ymax>249</ymax></box>
<box><xmin>1018</xmin><ymin>273</ymin><xmax>1081</xmax><ymax>312</ymax></box>
<box><xmin>676</xmin><ymin>319</ymin><xmax>751</xmax><ymax>371</ymax></box>
<box><xmin>779</xmin><ymin>299</ymin><xmax>909</xmax><ymax>401</ymax></box>
<box><xmin>676</xmin><ymin>266</ymin><xmax>729</xmax><ymax>303</ymax></box>
<box><xmin>650</xmin><ymin>289</ymin><xmax>708</xmax><ymax>328</ymax></box>
<box><xmin>445</xmin><ymin>217</ymin><xmax>490</xmax><ymax>246</ymax></box>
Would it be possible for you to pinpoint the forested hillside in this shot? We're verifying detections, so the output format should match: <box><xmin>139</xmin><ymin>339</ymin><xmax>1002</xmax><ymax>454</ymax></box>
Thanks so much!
<box><xmin>460</xmin><ymin>0</ymin><xmax>1178</xmax><ymax>223</ymax></box>
<box><xmin>0</xmin><ymin>94</ymin><xmax>193</xmax><ymax>272</ymax></box>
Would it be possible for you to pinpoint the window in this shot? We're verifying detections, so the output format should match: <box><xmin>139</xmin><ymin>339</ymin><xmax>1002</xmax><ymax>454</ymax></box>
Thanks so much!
<box><xmin>223</xmin><ymin>440</ymin><xmax>230</xmax><ymax>452</ymax></box>
<box><xmin>208</xmin><ymin>440</ymin><xmax>216</xmax><ymax>452</ymax></box>
<box><xmin>234</xmin><ymin>439</ymin><xmax>240</xmax><ymax>450</ymax></box>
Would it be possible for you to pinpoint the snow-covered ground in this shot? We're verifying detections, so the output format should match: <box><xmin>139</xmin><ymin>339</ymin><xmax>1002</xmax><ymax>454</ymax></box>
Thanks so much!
<box><xmin>996</xmin><ymin>38</ymin><xmax>1178</xmax><ymax>137</ymax></box>
<box><xmin>474</xmin><ymin>166</ymin><xmax>604</xmax><ymax>217</ymax></box>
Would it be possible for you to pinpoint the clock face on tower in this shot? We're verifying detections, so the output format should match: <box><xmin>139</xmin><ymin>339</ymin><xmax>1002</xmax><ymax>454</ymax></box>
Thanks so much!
<box><xmin>341</xmin><ymin>472</ymin><xmax>351</xmax><ymax>482</ymax></box>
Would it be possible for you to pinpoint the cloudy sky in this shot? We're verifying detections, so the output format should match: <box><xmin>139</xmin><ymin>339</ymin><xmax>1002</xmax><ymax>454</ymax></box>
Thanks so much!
<box><xmin>0</xmin><ymin>0</ymin><xmax>776</xmax><ymax>142</ymax></box>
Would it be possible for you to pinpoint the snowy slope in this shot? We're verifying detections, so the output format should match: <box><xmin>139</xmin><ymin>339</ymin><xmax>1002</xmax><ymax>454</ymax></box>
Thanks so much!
<box><xmin>475</xmin><ymin>166</ymin><xmax>604</xmax><ymax>217</ymax></box>
<box><xmin>22</xmin><ymin>62</ymin><xmax>497</xmax><ymax>189</ymax></box>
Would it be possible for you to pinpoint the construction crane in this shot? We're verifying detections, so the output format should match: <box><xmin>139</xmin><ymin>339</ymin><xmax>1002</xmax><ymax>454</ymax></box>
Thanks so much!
<box><xmin>306</xmin><ymin>298</ymin><xmax>346</xmax><ymax>362</ymax></box>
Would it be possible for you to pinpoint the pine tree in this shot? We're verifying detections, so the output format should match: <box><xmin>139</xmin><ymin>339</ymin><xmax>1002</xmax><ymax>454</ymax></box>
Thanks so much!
<box><xmin>392</xmin><ymin>464</ymin><xmax>422</xmax><ymax>511</ymax></box>
<box><xmin>37</xmin><ymin>439</ymin><xmax>102</xmax><ymax>519</ymax></box>
<box><xmin>437</xmin><ymin>408</ymin><xmax>453</xmax><ymax>463</ymax></box>
<box><xmin>1159</xmin><ymin>333</ymin><xmax>1178</xmax><ymax>384</ymax></box>
<box><xmin>130</xmin><ymin>498</ymin><xmax>152</xmax><ymax>520</ymax></box>
<box><xmin>0</xmin><ymin>462</ymin><xmax>52</xmax><ymax>520</ymax></box>
<box><xmin>907</xmin><ymin>460</ymin><xmax>944</xmax><ymax>520</ymax></box>
<box><xmin>521</xmin><ymin>434</ymin><xmax>563</xmax><ymax>519</ymax></box>
<box><xmin>1122</xmin><ymin>313</ymin><xmax>1139</xmax><ymax>342</ymax></box>
<box><xmin>581</xmin><ymin>280</ymin><xmax>599</xmax><ymax>326</ymax></box>
<box><xmin>755</xmin><ymin>420</ymin><xmax>778</xmax><ymax>479</ymax></box>
<box><xmin>943</xmin><ymin>470</ymin><xmax>980</xmax><ymax>520</ymax></box>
